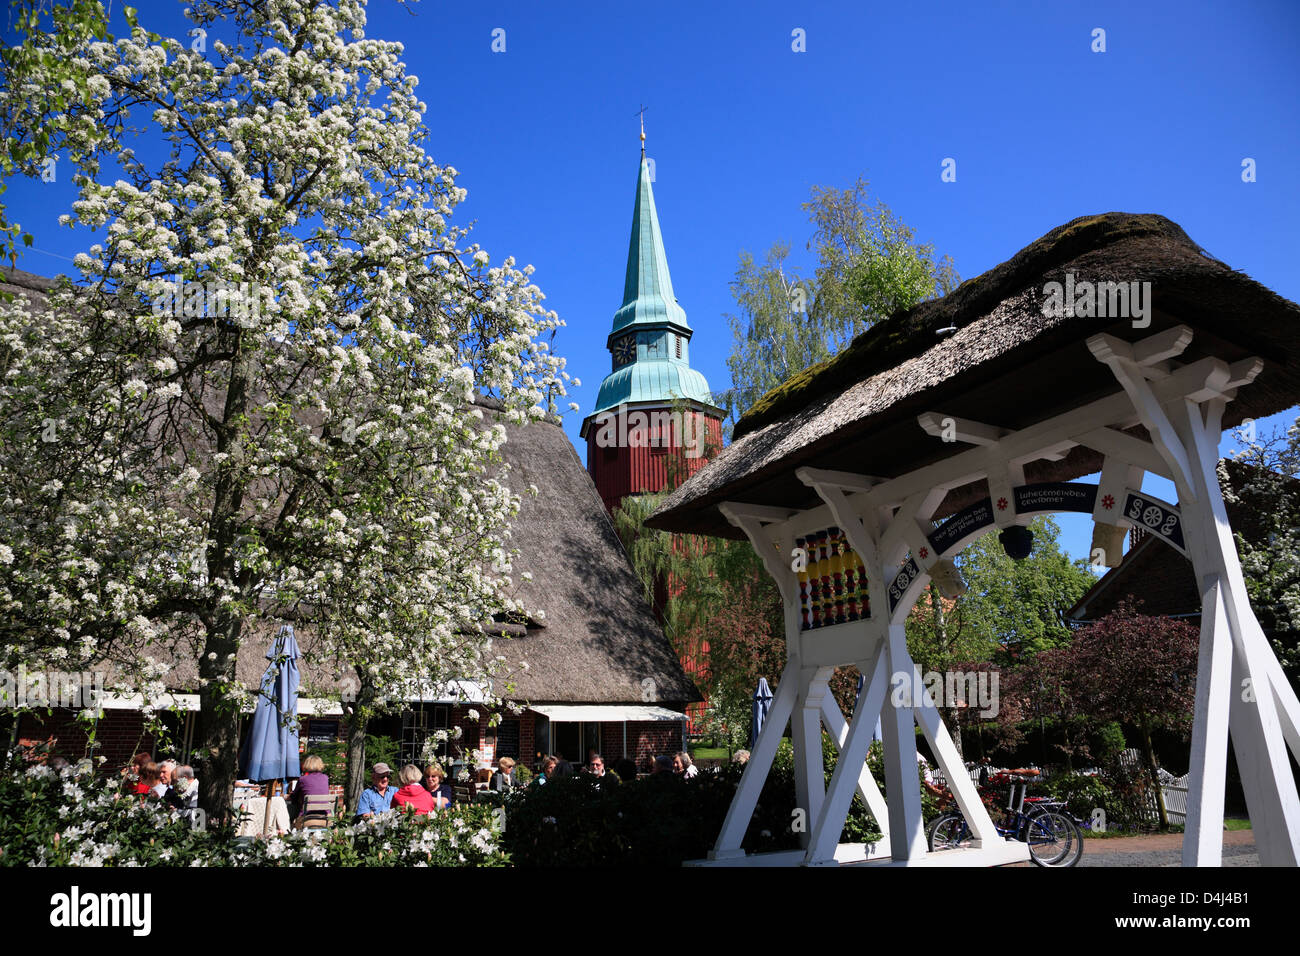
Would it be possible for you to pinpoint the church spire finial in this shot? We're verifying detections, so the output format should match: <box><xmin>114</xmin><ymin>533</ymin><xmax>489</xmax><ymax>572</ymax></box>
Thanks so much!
<box><xmin>636</xmin><ymin>104</ymin><xmax>647</xmax><ymax>155</ymax></box>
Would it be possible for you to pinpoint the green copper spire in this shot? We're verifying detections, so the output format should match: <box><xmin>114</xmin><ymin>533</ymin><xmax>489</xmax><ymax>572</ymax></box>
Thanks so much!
<box><xmin>584</xmin><ymin>147</ymin><xmax>716</xmax><ymax>421</ymax></box>
<box><xmin>609</xmin><ymin>155</ymin><xmax>692</xmax><ymax>336</ymax></box>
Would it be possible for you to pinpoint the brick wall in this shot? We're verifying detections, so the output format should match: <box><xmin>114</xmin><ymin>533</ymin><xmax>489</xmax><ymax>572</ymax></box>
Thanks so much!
<box><xmin>627</xmin><ymin>721</ymin><xmax>684</xmax><ymax>773</ymax></box>
<box><xmin>16</xmin><ymin>708</ymin><xmax>156</xmax><ymax>771</ymax></box>
<box><xmin>15</xmin><ymin>705</ymin><xmax>684</xmax><ymax>782</ymax></box>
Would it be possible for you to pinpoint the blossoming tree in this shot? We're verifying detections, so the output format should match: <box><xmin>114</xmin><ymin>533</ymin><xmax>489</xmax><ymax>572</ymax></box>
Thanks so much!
<box><xmin>0</xmin><ymin>0</ymin><xmax>570</xmax><ymax>813</ymax></box>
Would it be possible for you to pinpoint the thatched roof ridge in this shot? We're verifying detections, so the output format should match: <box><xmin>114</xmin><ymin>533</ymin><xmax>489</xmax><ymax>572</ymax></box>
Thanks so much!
<box><xmin>736</xmin><ymin>214</ymin><xmax>1206</xmax><ymax>438</ymax></box>
<box><xmin>649</xmin><ymin>213</ymin><xmax>1300</xmax><ymax>539</ymax></box>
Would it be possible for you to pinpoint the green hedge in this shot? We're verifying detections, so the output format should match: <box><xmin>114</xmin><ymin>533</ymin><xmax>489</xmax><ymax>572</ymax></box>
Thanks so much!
<box><xmin>502</xmin><ymin>737</ymin><xmax>894</xmax><ymax>866</ymax></box>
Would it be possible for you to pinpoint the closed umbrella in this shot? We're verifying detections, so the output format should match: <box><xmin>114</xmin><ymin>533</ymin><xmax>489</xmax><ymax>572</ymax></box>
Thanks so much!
<box><xmin>238</xmin><ymin>624</ymin><xmax>301</xmax><ymax>835</ymax></box>
<box><xmin>750</xmin><ymin>678</ymin><xmax>774</xmax><ymax>751</ymax></box>
<box><xmin>856</xmin><ymin>670</ymin><xmax>882</xmax><ymax>743</ymax></box>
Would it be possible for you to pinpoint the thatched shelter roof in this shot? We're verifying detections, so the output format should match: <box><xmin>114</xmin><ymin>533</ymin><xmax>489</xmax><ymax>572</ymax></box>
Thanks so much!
<box><xmin>2</xmin><ymin>267</ymin><xmax>699</xmax><ymax>708</ymax></box>
<box><xmin>649</xmin><ymin>213</ymin><xmax>1300</xmax><ymax>539</ymax></box>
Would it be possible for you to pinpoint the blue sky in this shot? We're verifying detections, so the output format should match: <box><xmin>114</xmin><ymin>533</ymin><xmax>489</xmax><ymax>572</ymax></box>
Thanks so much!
<box><xmin>6</xmin><ymin>0</ymin><xmax>1299</xmax><ymax>566</ymax></box>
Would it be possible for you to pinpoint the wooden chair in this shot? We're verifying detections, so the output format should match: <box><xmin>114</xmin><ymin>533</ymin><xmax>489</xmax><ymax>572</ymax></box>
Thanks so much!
<box><xmin>294</xmin><ymin>793</ymin><xmax>334</xmax><ymax>829</ymax></box>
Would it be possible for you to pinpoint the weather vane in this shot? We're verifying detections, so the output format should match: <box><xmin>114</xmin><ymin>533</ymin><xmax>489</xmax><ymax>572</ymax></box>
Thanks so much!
<box><xmin>635</xmin><ymin>104</ymin><xmax>647</xmax><ymax>154</ymax></box>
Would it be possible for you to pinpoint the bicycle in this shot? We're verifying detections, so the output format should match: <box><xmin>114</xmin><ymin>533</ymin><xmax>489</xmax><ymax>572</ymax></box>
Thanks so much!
<box><xmin>927</xmin><ymin>774</ymin><xmax>1083</xmax><ymax>867</ymax></box>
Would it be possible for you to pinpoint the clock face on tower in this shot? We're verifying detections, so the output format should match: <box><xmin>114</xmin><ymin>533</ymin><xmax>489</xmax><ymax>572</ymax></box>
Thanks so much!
<box><xmin>613</xmin><ymin>334</ymin><xmax>636</xmax><ymax>368</ymax></box>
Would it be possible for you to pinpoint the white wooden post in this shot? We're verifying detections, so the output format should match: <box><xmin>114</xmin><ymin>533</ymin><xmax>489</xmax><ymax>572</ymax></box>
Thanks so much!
<box><xmin>1091</xmin><ymin>332</ymin><xmax>1299</xmax><ymax>866</ymax></box>
<box><xmin>817</xmin><ymin>666</ymin><xmax>891</xmax><ymax>843</ymax></box>
<box><xmin>792</xmin><ymin>667</ymin><xmax>833</xmax><ymax>848</ymax></box>
<box><xmin>805</xmin><ymin>648</ymin><xmax>890</xmax><ymax>864</ymax></box>
<box><xmin>879</xmin><ymin>622</ymin><xmax>926</xmax><ymax>860</ymax></box>
<box><xmin>709</xmin><ymin>658</ymin><xmax>798</xmax><ymax>859</ymax></box>
<box><xmin>1183</xmin><ymin>575</ymin><xmax>1234</xmax><ymax>866</ymax></box>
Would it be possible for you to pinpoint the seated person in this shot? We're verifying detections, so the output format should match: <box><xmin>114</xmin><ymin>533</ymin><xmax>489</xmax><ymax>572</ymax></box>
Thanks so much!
<box><xmin>289</xmin><ymin>754</ymin><xmax>331</xmax><ymax>823</ymax></box>
<box><xmin>422</xmin><ymin>763</ymin><xmax>452</xmax><ymax>809</ymax></box>
<box><xmin>585</xmin><ymin>753</ymin><xmax>618</xmax><ymax>790</ymax></box>
<box><xmin>489</xmin><ymin>756</ymin><xmax>518</xmax><ymax>792</ymax></box>
<box><xmin>534</xmin><ymin>755</ymin><xmax>558</xmax><ymax>785</ymax></box>
<box><xmin>155</xmin><ymin>760</ymin><xmax>177</xmax><ymax>801</ymax></box>
<box><xmin>123</xmin><ymin>752</ymin><xmax>151</xmax><ymax>795</ymax></box>
<box><xmin>392</xmin><ymin>764</ymin><xmax>435</xmax><ymax>815</ymax></box>
<box><xmin>136</xmin><ymin>762</ymin><xmax>161</xmax><ymax>800</ymax></box>
<box><xmin>168</xmin><ymin>765</ymin><xmax>200</xmax><ymax>813</ymax></box>
<box><xmin>354</xmin><ymin>763</ymin><xmax>399</xmax><ymax>820</ymax></box>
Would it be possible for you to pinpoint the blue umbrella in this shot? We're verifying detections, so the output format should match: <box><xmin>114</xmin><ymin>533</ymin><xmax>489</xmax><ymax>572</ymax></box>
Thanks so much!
<box><xmin>239</xmin><ymin>624</ymin><xmax>301</xmax><ymax>787</ymax></box>
<box><xmin>750</xmin><ymin>678</ymin><xmax>774</xmax><ymax>750</ymax></box>
<box><xmin>856</xmin><ymin>670</ymin><xmax>882</xmax><ymax>742</ymax></box>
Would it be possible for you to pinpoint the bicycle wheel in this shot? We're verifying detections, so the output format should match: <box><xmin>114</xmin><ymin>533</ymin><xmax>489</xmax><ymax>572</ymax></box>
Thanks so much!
<box><xmin>927</xmin><ymin>812</ymin><xmax>974</xmax><ymax>852</ymax></box>
<box><xmin>1024</xmin><ymin>810</ymin><xmax>1082</xmax><ymax>867</ymax></box>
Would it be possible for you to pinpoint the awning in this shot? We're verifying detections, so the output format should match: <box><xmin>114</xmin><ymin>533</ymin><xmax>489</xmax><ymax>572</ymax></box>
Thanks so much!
<box><xmin>528</xmin><ymin>704</ymin><xmax>686</xmax><ymax>722</ymax></box>
<box><xmin>94</xmin><ymin>694</ymin><xmax>342</xmax><ymax>716</ymax></box>
<box><xmin>406</xmin><ymin>678</ymin><xmax>490</xmax><ymax>704</ymax></box>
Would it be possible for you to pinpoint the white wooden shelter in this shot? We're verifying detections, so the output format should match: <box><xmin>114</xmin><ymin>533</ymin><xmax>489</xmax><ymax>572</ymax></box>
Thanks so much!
<box><xmin>650</xmin><ymin>214</ymin><xmax>1300</xmax><ymax>866</ymax></box>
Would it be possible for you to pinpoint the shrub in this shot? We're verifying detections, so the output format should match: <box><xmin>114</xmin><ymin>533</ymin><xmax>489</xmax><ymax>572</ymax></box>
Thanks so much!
<box><xmin>503</xmin><ymin>739</ymin><xmax>886</xmax><ymax>866</ymax></box>
<box><xmin>1043</xmin><ymin>772</ymin><xmax>1113</xmax><ymax>823</ymax></box>
<box><xmin>0</xmin><ymin>760</ymin><xmax>506</xmax><ymax>867</ymax></box>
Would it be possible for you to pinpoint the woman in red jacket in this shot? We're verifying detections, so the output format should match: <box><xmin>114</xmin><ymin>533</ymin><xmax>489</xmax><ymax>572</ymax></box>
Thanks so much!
<box><xmin>391</xmin><ymin>764</ymin><xmax>434</xmax><ymax>815</ymax></box>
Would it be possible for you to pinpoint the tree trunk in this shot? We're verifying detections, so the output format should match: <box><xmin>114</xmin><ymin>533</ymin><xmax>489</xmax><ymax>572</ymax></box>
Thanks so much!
<box><xmin>929</xmin><ymin>587</ymin><xmax>963</xmax><ymax>764</ymax></box>
<box><xmin>1141</xmin><ymin>721</ymin><xmax>1170</xmax><ymax>829</ymax></box>
<box><xmin>196</xmin><ymin>614</ymin><xmax>244</xmax><ymax>820</ymax></box>
<box><xmin>343</xmin><ymin>677</ymin><xmax>375</xmax><ymax>815</ymax></box>
<box><xmin>196</xmin><ymin>326</ymin><xmax>254</xmax><ymax>820</ymax></box>
<box><xmin>0</xmin><ymin>710</ymin><xmax>17</xmax><ymax>764</ymax></box>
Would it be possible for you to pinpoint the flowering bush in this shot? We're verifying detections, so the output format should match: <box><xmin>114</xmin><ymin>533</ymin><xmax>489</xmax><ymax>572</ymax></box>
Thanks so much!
<box><xmin>0</xmin><ymin>762</ymin><xmax>506</xmax><ymax>867</ymax></box>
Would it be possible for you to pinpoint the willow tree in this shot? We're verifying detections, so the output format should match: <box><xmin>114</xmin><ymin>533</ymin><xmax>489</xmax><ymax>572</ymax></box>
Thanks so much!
<box><xmin>0</xmin><ymin>0</ymin><xmax>571</xmax><ymax>814</ymax></box>
<box><xmin>612</xmin><ymin>491</ymin><xmax>783</xmax><ymax>751</ymax></box>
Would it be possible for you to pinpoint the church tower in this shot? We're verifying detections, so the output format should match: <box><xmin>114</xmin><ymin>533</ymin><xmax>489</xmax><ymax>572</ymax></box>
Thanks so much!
<box><xmin>580</xmin><ymin>138</ymin><xmax>724</xmax><ymax>514</ymax></box>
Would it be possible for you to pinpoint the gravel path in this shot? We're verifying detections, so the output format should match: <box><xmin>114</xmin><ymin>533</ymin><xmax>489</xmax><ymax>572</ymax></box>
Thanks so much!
<box><xmin>1079</xmin><ymin>829</ymin><xmax>1257</xmax><ymax>867</ymax></box>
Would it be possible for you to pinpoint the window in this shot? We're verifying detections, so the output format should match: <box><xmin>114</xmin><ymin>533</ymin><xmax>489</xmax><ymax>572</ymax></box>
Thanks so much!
<box><xmin>400</xmin><ymin>704</ymin><xmax>449</xmax><ymax>765</ymax></box>
<box><xmin>551</xmin><ymin>722</ymin><xmax>601</xmax><ymax>766</ymax></box>
<box><xmin>496</xmin><ymin>719</ymin><xmax>520</xmax><ymax>760</ymax></box>
<box><xmin>675</xmin><ymin>335</ymin><xmax>682</xmax><ymax>359</ymax></box>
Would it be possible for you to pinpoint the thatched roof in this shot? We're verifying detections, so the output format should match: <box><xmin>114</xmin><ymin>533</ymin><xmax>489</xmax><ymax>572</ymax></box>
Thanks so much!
<box><xmin>649</xmin><ymin>213</ymin><xmax>1300</xmax><ymax>539</ymax></box>
<box><xmin>2</xmin><ymin>268</ymin><xmax>699</xmax><ymax>707</ymax></box>
<box><xmin>481</xmin><ymin>405</ymin><xmax>701</xmax><ymax>704</ymax></box>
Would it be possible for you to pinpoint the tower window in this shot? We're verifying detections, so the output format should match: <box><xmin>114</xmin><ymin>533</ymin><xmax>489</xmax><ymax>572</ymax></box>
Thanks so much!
<box><xmin>675</xmin><ymin>335</ymin><xmax>682</xmax><ymax>359</ymax></box>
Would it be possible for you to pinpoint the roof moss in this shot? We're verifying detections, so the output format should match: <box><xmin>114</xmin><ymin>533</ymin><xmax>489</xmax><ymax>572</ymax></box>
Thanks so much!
<box><xmin>734</xmin><ymin>213</ymin><xmax>1203</xmax><ymax>439</ymax></box>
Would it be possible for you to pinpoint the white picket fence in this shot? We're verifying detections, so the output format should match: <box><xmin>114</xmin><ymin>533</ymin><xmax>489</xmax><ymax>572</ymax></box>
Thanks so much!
<box><xmin>931</xmin><ymin>751</ymin><xmax>1190</xmax><ymax>826</ymax></box>
<box><xmin>1119</xmin><ymin>748</ymin><xmax>1188</xmax><ymax>825</ymax></box>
